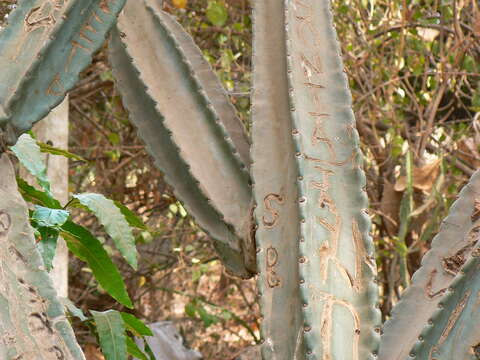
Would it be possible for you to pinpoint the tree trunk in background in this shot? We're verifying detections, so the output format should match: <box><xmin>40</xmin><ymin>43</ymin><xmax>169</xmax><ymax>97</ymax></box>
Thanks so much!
<box><xmin>22</xmin><ymin>98</ymin><xmax>69</xmax><ymax>297</ymax></box>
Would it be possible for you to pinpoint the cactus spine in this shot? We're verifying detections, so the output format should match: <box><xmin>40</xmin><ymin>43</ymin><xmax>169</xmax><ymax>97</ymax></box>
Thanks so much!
<box><xmin>0</xmin><ymin>154</ymin><xmax>85</xmax><ymax>360</ymax></box>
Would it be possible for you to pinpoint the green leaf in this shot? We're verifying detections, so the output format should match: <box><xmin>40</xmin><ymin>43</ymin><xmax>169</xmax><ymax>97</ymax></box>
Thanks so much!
<box><xmin>114</xmin><ymin>201</ymin><xmax>148</xmax><ymax>231</ymax></box>
<box><xmin>121</xmin><ymin>313</ymin><xmax>153</xmax><ymax>337</ymax></box>
<box><xmin>73</xmin><ymin>193</ymin><xmax>138</xmax><ymax>269</ymax></box>
<box><xmin>126</xmin><ymin>336</ymin><xmax>149</xmax><ymax>360</ymax></box>
<box><xmin>61</xmin><ymin>298</ymin><xmax>88</xmax><ymax>322</ymax></box>
<box><xmin>61</xmin><ymin>221</ymin><xmax>133</xmax><ymax>308</ymax></box>
<box><xmin>126</xmin><ymin>337</ymin><xmax>148</xmax><ymax>360</ymax></box>
<box><xmin>36</xmin><ymin>226</ymin><xmax>59</xmax><ymax>272</ymax></box>
<box><xmin>32</xmin><ymin>205</ymin><xmax>69</xmax><ymax>228</ymax></box>
<box><xmin>91</xmin><ymin>310</ymin><xmax>127</xmax><ymax>360</ymax></box>
<box><xmin>16</xmin><ymin>177</ymin><xmax>61</xmax><ymax>209</ymax></box>
<box><xmin>37</xmin><ymin>140</ymin><xmax>87</xmax><ymax>162</ymax></box>
<box><xmin>10</xmin><ymin>133</ymin><xmax>51</xmax><ymax>192</ymax></box>
<box><xmin>206</xmin><ymin>1</ymin><xmax>228</xmax><ymax>26</ymax></box>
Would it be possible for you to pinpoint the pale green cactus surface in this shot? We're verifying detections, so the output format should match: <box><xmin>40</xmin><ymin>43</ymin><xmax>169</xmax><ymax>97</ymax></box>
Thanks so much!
<box><xmin>0</xmin><ymin>0</ymin><xmax>126</xmax><ymax>145</ymax></box>
<box><xmin>0</xmin><ymin>154</ymin><xmax>85</xmax><ymax>360</ymax></box>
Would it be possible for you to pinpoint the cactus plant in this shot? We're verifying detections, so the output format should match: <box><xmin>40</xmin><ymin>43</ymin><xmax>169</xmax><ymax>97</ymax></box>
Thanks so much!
<box><xmin>0</xmin><ymin>0</ymin><xmax>479</xmax><ymax>359</ymax></box>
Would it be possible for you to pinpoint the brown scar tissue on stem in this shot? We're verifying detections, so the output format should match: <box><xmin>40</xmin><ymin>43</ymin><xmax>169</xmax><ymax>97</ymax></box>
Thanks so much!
<box><xmin>442</xmin><ymin>241</ymin><xmax>476</xmax><ymax>276</ymax></box>
<box><xmin>472</xmin><ymin>199</ymin><xmax>480</xmax><ymax>222</ymax></box>
<box><xmin>438</xmin><ymin>291</ymin><xmax>471</xmax><ymax>346</ymax></box>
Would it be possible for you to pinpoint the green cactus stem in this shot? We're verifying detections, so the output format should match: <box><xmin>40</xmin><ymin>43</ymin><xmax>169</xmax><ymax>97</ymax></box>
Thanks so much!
<box><xmin>379</xmin><ymin>170</ymin><xmax>480</xmax><ymax>360</ymax></box>
<box><xmin>286</xmin><ymin>0</ymin><xmax>381</xmax><ymax>358</ymax></box>
<box><xmin>251</xmin><ymin>0</ymin><xmax>304</xmax><ymax>358</ymax></box>
<box><xmin>109</xmin><ymin>0</ymin><xmax>255</xmax><ymax>278</ymax></box>
<box><xmin>409</xmin><ymin>242</ymin><xmax>480</xmax><ymax>360</ymax></box>
<box><xmin>0</xmin><ymin>154</ymin><xmax>85</xmax><ymax>360</ymax></box>
<box><xmin>252</xmin><ymin>0</ymin><xmax>380</xmax><ymax>358</ymax></box>
<box><xmin>0</xmin><ymin>0</ymin><xmax>126</xmax><ymax>146</ymax></box>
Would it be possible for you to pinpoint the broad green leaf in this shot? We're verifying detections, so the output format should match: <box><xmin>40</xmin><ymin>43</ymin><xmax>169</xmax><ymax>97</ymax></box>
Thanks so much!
<box><xmin>16</xmin><ymin>177</ymin><xmax>61</xmax><ymax>209</ymax></box>
<box><xmin>10</xmin><ymin>133</ymin><xmax>51</xmax><ymax>192</ymax></box>
<box><xmin>126</xmin><ymin>336</ymin><xmax>148</xmax><ymax>360</ymax></box>
<box><xmin>61</xmin><ymin>221</ymin><xmax>133</xmax><ymax>308</ymax></box>
<box><xmin>61</xmin><ymin>298</ymin><xmax>88</xmax><ymax>322</ymax></box>
<box><xmin>32</xmin><ymin>205</ymin><xmax>69</xmax><ymax>228</ymax></box>
<box><xmin>36</xmin><ymin>226</ymin><xmax>59</xmax><ymax>272</ymax></box>
<box><xmin>73</xmin><ymin>193</ymin><xmax>138</xmax><ymax>269</ymax></box>
<box><xmin>114</xmin><ymin>201</ymin><xmax>148</xmax><ymax>231</ymax></box>
<box><xmin>121</xmin><ymin>313</ymin><xmax>153</xmax><ymax>337</ymax></box>
<box><xmin>37</xmin><ymin>140</ymin><xmax>87</xmax><ymax>162</ymax></box>
<box><xmin>206</xmin><ymin>1</ymin><xmax>228</xmax><ymax>26</ymax></box>
<box><xmin>91</xmin><ymin>310</ymin><xmax>127</xmax><ymax>360</ymax></box>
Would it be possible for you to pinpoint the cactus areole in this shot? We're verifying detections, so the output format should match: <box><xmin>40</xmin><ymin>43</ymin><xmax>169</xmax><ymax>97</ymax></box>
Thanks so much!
<box><xmin>1</xmin><ymin>0</ymin><xmax>479</xmax><ymax>359</ymax></box>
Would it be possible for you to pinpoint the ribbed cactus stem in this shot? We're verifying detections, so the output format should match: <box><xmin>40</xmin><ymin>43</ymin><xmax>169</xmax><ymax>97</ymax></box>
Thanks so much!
<box><xmin>252</xmin><ymin>0</ymin><xmax>380</xmax><ymax>358</ymax></box>
<box><xmin>285</xmin><ymin>0</ymin><xmax>380</xmax><ymax>358</ymax></box>
<box><xmin>251</xmin><ymin>1</ymin><xmax>304</xmax><ymax>358</ymax></box>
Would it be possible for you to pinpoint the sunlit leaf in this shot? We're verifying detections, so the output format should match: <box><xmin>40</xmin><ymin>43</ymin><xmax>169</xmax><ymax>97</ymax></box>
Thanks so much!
<box><xmin>73</xmin><ymin>193</ymin><xmax>138</xmax><ymax>269</ymax></box>
<box><xmin>206</xmin><ymin>1</ymin><xmax>228</xmax><ymax>27</ymax></box>
<box><xmin>91</xmin><ymin>310</ymin><xmax>127</xmax><ymax>360</ymax></box>
<box><xmin>61</xmin><ymin>221</ymin><xmax>133</xmax><ymax>308</ymax></box>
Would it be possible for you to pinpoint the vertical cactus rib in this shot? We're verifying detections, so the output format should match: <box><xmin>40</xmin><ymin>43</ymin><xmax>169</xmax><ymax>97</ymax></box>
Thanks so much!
<box><xmin>379</xmin><ymin>170</ymin><xmax>480</xmax><ymax>360</ymax></box>
<box><xmin>285</xmin><ymin>0</ymin><xmax>381</xmax><ymax>359</ymax></box>
<box><xmin>251</xmin><ymin>1</ymin><xmax>304</xmax><ymax>358</ymax></box>
<box><xmin>109</xmin><ymin>0</ymin><xmax>255</xmax><ymax>277</ymax></box>
<box><xmin>0</xmin><ymin>0</ymin><xmax>127</xmax><ymax>145</ymax></box>
<box><xmin>0</xmin><ymin>154</ymin><xmax>85</xmax><ymax>360</ymax></box>
<box><xmin>409</xmin><ymin>242</ymin><xmax>480</xmax><ymax>360</ymax></box>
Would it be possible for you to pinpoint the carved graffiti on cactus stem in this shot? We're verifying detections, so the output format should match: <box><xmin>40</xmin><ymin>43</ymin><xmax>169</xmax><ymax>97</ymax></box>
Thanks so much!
<box><xmin>266</xmin><ymin>247</ymin><xmax>281</xmax><ymax>288</ymax></box>
<box><xmin>25</xmin><ymin>5</ymin><xmax>56</xmax><ymax>32</ymax></box>
<box><xmin>45</xmin><ymin>7</ymin><xmax>109</xmax><ymax>96</ymax></box>
<box><xmin>472</xmin><ymin>199</ymin><xmax>480</xmax><ymax>222</ymax></box>
<box><xmin>442</xmin><ymin>241</ymin><xmax>476</xmax><ymax>276</ymax></box>
<box><xmin>262</xmin><ymin>193</ymin><xmax>284</xmax><ymax>228</ymax></box>
<box><xmin>0</xmin><ymin>211</ymin><xmax>11</xmax><ymax>235</ymax></box>
<box><xmin>308</xmin><ymin>288</ymin><xmax>361</xmax><ymax>360</ymax></box>
<box><xmin>291</xmin><ymin>0</ymin><xmax>368</xmax><ymax>358</ymax></box>
<box><xmin>439</xmin><ymin>291</ymin><xmax>471</xmax><ymax>346</ymax></box>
